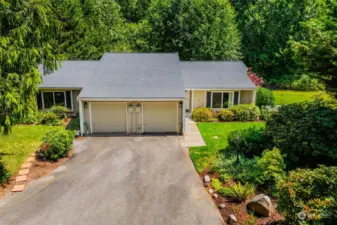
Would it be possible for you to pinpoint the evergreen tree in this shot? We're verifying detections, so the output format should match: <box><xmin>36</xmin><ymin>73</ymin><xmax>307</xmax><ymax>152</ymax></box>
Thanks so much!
<box><xmin>0</xmin><ymin>0</ymin><xmax>60</xmax><ymax>134</ymax></box>
<box><xmin>143</xmin><ymin>0</ymin><xmax>242</xmax><ymax>60</ymax></box>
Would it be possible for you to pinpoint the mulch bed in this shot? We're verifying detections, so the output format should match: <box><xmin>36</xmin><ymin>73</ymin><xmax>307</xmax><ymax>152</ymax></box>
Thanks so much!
<box><xmin>200</xmin><ymin>168</ymin><xmax>284</xmax><ymax>225</ymax></box>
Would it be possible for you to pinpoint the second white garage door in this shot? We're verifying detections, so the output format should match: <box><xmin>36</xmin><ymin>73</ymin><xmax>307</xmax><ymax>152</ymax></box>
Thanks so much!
<box><xmin>91</xmin><ymin>102</ymin><xmax>126</xmax><ymax>133</ymax></box>
<box><xmin>143</xmin><ymin>102</ymin><xmax>177</xmax><ymax>133</ymax></box>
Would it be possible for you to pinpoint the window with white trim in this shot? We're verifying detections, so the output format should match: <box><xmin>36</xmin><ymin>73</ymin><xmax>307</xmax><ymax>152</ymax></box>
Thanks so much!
<box><xmin>206</xmin><ymin>91</ymin><xmax>239</xmax><ymax>109</ymax></box>
<box><xmin>40</xmin><ymin>91</ymin><xmax>72</xmax><ymax>110</ymax></box>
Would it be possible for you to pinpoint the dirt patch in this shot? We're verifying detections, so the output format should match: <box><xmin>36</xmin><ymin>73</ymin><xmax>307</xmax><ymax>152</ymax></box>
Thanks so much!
<box><xmin>63</xmin><ymin>118</ymin><xmax>72</xmax><ymax>127</ymax></box>
<box><xmin>0</xmin><ymin>156</ymin><xmax>70</xmax><ymax>200</ymax></box>
<box><xmin>200</xmin><ymin>168</ymin><xmax>284</xmax><ymax>225</ymax></box>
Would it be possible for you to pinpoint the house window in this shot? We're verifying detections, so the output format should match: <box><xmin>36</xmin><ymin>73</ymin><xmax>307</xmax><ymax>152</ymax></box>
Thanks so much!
<box><xmin>211</xmin><ymin>92</ymin><xmax>234</xmax><ymax>109</ymax></box>
<box><xmin>41</xmin><ymin>91</ymin><xmax>72</xmax><ymax>110</ymax></box>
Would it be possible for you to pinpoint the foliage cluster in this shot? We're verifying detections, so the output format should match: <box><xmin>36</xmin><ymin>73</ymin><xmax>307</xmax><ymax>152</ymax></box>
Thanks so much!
<box><xmin>256</xmin><ymin>88</ymin><xmax>275</xmax><ymax>108</ymax></box>
<box><xmin>0</xmin><ymin>162</ymin><xmax>10</xmax><ymax>185</ymax></box>
<box><xmin>37</xmin><ymin>130</ymin><xmax>75</xmax><ymax>162</ymax></box>
<box><xmin>191</xmin><ymin>108</ymin><xmax>213</xmax><ymax>122</ymax></box>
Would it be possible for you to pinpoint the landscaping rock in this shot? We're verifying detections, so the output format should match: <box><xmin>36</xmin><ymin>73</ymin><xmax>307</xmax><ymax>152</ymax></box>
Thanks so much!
<box><xmin>203</xmin><ymin>175</ymin><xmax>210</xmax><ymax>183</ymax></box>
<box><xmin>219</xmin><ymin>203</ymin><xmax>226</xmax><ymax>209</ymax></box>
<box><xmin>247</xmin><ymin>194</ymin><xmax>272</xmax><ymax>217</ymax></box>
<box><xmin>227</xmin><ymin>214</ymin><xmax>237</xmax><ymax>224</ymax></box>
<box><xmin>212</xmin><ymin>193</ymin><xmax>218</xmax><ymax>199</ymax></box>
<box><xmin>208</xmin><ymin>189</ymin><xmax>214</xmax><ymax>194</ymax></box>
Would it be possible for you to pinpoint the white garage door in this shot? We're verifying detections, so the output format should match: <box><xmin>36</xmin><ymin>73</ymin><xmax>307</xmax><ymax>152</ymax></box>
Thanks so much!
<box><xmin>143</xmin><ymin>102</ymin><xmax>177</xmax><ymax>133</ymax></box>
<box><xmin>91</xmin><ymin>102</ymin><xmax>126</xmax><ymax>133</ymax></box>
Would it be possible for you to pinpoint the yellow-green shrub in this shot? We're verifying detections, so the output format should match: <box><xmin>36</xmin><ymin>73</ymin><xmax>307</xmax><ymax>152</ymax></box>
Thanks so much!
<box><xmin>192</xmin><ymin>107</ymin><xmax>213</xmax><ymax>122</ymax></box>
<box><xmin>218</xmin><ymin>109</ymin><xmax>234</xmax><ymax>121</ymax></box>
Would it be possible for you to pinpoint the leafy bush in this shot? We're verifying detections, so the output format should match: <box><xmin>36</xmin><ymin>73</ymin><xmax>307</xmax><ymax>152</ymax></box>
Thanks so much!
<box><xmin>37</xmin><ymin>130</ymin><xmax>75</xmax><ymax>162</ymax></box>
<box><xmin>219</xmin><ymin>187</ymin><xmax>234</xmax><ymax>197</ymax></box>
<box><xmin>256</xmin><ymin>87</ymin><xmax>275</xmax><ymax>108</ymax></box>
<box><xmin>291</xmin><ymin>74</ymin><xmax>325</xmax><ymax>91</ymax></box>
<box><xmin>230</xmin><ymin>105</ymin><xmax>260</xmax><ymax>121</ymax></box>
<box><xmin>265</xmin><ymin>100</ymin><xmax>337</xmax><ymax>168</ymax></box>
<box><xmin>277</xmin><ymin>166</ymin><xmax>337</xmax><ymax>224</ymax></box>
<box><xmin>211</xmin><ymin>178</ymin><xmax>223</xmax><ymax>192</ymax></box>
<box><xmin>38</xmin><ymin>111</ymin><xmax>60</xmax><ymax>126</ymax></box>
<box><xmin>50</xmin><ymin>106</ymin><xmax>69</xmax><ymax>119</ymax></box>
<box><xmin>0</xmin><ymin>162</ymin><xmax>10</xmax><ymax>185</ymax></box>
<box><xmin>223</xmin><ymin>182</ymin><xmax>255</xmax><ymax>202</ymax></box>
<box><xmin>219</xmin><ymin>173</ymin><xmax>232</xmax><ymax>183</ymax></box>
<box><xmin>249</xmin><ymin>148</ymin><xmax>286</xmax><ymax>187</ymax></box>
<box><xmin>260</xmin><ymin>105</ymin><xmax>280</xmax><ymax>121</ymax></box>
<box><xmin>227</xmin><ymin>126</ymin><xmax>269</xmax><ymax>157</ymax></box>
<box><xmin>192</xmin><ymin>107</ymin><xmax>213</xmax><ymax>122</ymax></box>
<box><xmin>218</xmin><ymin>109</ymin><xmax>234</xmax><ymax>121</ymax></box>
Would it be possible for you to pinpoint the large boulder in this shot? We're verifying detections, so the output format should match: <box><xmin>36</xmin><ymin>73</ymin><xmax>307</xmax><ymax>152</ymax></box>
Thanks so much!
<box><xmin>247</xmin><ymin>194</ymin><xmax>272</xmax><ymax>217</ymax></box>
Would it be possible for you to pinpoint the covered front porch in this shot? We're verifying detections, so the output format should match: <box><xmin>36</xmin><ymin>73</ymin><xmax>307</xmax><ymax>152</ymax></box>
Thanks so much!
<box><xmin>184</xmin><ymin>89</ymin><xmax>256</xmax><ymax>112</ymax></box>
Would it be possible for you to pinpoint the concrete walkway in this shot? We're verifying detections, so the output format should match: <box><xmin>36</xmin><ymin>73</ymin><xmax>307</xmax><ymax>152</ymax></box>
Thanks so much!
<box><xmin>179</xmin><ymin>117</ymin><xmax>206</xmax><ymax>148</ymax></box>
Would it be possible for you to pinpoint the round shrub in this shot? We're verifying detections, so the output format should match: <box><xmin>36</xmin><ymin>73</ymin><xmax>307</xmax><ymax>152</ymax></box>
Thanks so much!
<box><xmin>227</xmin><ymin>126</ymin><xmax>270</xmax><ymax>158</ymax></box>
<box><xmin>50</xmin><ymin>105</ymin><xmax>69</xmax><ymax>119</ymax></box>
<box><xmin>37</xmin><ymin>130</ymin><xmax>75</xmax><ymax>162</ymax></box>
<box><xmin>38</xmin><ymin>111</ymin><xmax>60</xmax><ymax>125</ymax></box>
<box><xmin>265</xmin><ymin>100</ymin><xmax>337</xmax><ymax>168</ymax></box>
<box><xmin>0</xmin><ymin>162</ymin><xmax>10</xmax><ymax>185</ymax></box>
<box><xmin>230</xmin><ymin>105</ymin><xmax>260</xmax><ymax>121</ymax></box>
<box><xmin>218</xmin><ymin>109</ymin><xmax>234</xmax><ymax>121</ymax></box>
<box><xmin>256</xmin><ymin>87</ymin><xmax>275</xmax><ymax>108</ymax></box>
<box><xmin>230</xmin><ymin>105</ymin><xmax>250</xmax><ymax>121</ymax></box>
<box><xmin>192</xmin><ymin>107</ymin><xmax>213</xmax><ymax>122</ymax></box>
<box><xmin>277</xmin><ymin>165</ymin><xmax>337</xmax><ymax>224</ymax></box>
<box><xmin>260</xmin><ymin>105</ymin><xmax>280</xmax><ymax>121</ymax></box>
<box><xmin>291</xmin><ymin>74</ymin><xmax>325</xmax><ymax>91</ymax></box>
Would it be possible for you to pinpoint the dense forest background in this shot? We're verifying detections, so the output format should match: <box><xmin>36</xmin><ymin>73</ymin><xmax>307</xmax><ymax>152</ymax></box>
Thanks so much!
<box><xmin>0</xmin><ymin>0</ymin><xmax>336</xmax><ymax>132</ymax></box>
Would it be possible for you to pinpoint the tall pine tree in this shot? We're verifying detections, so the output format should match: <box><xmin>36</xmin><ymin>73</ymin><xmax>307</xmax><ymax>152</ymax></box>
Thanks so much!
<box><xmin>0</xmin><ymin>0</ymin><xmax>60</xmax><ymax>134</ymax></box>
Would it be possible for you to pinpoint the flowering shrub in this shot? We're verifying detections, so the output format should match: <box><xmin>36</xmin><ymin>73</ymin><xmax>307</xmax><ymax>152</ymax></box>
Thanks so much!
<box><xmin>277</xmin><ymin>166</ymin><xmax>337</xmax><ymax>224</ymax></box>
<box><xmin>247</xmin><ymin>67</ymin><xmax>264</xmax><ymax>86</ymax></box>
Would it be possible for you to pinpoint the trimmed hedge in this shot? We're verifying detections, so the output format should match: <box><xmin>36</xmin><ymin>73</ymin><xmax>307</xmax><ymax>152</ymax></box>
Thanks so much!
<box><xmin>50</xmin><ymin>106</ymin><xmax>69</xmax><ymax>119</ymax></box>
<box><xmin>38</xmin><ymin>111</ymin><xmax>60</xmax><ymax>125</ymax></box>
<box><xmin>230</xmin><ymin>104</ymin><xmax>260</xmax><ymax>121</ymax></box>
<box><xmin>192</xmin><ymin>107</ymin><xmax>213</xmax><ymax>122</ymax></box>
<box><xmin>218</xmin><ymin>109</ymin><xmax>234</xmax><ymax>121</ymax></box>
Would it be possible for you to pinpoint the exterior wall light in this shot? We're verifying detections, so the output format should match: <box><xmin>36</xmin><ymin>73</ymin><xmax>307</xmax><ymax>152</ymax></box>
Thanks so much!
<box><xmin>128</xmin><ymin>104</ymin><xmax>134</xmax><ymax>112</ymax></box>
<box><xmin>135</xmin><ymin>103</ymin><xmax>141</xmax><ymax>113</ymax></box>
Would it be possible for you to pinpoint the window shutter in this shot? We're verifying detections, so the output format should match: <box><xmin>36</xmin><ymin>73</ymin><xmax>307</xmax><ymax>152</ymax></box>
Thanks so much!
<box><xmin>37</xmin><ymin>92</ymin><xmax>42</xmax><ymax>110</ymax></box>
<box><xmin>66</xmin><ymin>91</ymin><xmax>72</xmax><ymax>109</ymax></box>
<box><xmin>206</xmin><ymin>92</ymin><xmax>211</xmax><ymax>108</ymax></box>
<box><xmin>234</xmin><ymin>91</ymin><xmax>239</xmax><ymax>105</ymax></box>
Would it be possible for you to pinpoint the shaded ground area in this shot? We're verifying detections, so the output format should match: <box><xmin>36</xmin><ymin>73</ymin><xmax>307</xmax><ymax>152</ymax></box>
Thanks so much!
<box><xmin>0</xmin><ymin>136</ymin><xmax>223</xmax><ymax>225</ymax></box>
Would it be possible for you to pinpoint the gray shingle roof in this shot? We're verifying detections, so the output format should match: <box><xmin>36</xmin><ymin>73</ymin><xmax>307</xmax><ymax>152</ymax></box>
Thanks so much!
<box><xmin>40</xmin><ymin>53</ymin><xmax>185</xmax><ymax>99</ymax></box>
<box><xmin>181</xmin><ymin>61</ymin><xmax>256</xmax><ymax>89</ymax></box>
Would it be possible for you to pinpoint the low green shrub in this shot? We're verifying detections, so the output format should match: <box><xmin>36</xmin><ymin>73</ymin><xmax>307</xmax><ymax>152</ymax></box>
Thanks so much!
<box><xmin>265</xmin><ymin>100</ymin><xmax>337</xmax><ymax>168</ymax></box>
<box><xmin>230</xmin><ymin>105</ymin><xmax>250</xmax><ymax>121</ymax></box>
<box><xmin>211</xmin><ymin>178</ymin><xmax>223</xmax><ymax>192</ymax></box>
<box><xmin>277</xmin><ymin>165</ymin><xmax>337</xmax><ymax>224</ymax></box>
<box><xmin>0</xmin><ymin>162</ymin><xmax>10</xmax><ymax>185</ymax></box>
<box><xmin>227</xmin><ymin>126</ymin><xmax>269</xmax><ymax>157</ymax></box>
<box><xmin>50</xmin><ymin>106</ymin><xmax>69</xmax><ymax>119</ymax></box>
<box><xmin>37</xmin><ymin>130</ymin><xmax>75</xmax><ymax>162</ymax></box>
<box><xmin>218</xmin><ymin>109</ymin><xmax>234</xmax><ymax>121</ymax></box>
<box><xmin>230</xmin><ymin>105</ymin><xmax>260</xmax><ymax>121</ymax></box>
<box><xmin>260</xmin><ymin>105</ymin><xmax>280</xmax><ymax>121</ymax></box>
<box><xmin>256</xmin><ymin>87</ymin><xmax>275</xmax><ymax>108</ymax></box>
<box><xmin>38</xmin><ymin>111</ymin><xmax>60</xmax><ymax>125</ymax></box>
<box><xmin>192</xmin><ymin>107</ymin><xmax>213</xmax><ymax>122</ymax></box>
<box><xmin>291</xmin><ymin>74</ymin><xmax>325</xmax><ymax>91</ymax></box>
<box><xmin>219</xmin><ymin>174</ymin><xmax>232</xmax><ymax>183</ymax></box>
<box><xmin>219</xmin><ymin>187</ymin><xmax>234</xmax><ymax>197</ymax></box>
<box><xmin>223</xmin><ymin>182</ymin><xmax>255</xmax><ymax>202</ymax></box>
<box><xmin>249</xmin><ymin>148</ymin><xmax>286</xmax><ymax>187</ymax></box>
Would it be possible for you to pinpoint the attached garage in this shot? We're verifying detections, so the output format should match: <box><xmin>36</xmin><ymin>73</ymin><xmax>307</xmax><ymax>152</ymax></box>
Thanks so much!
<box><xmin>143</xmin><ymin>102</ymin><xmax>178</xmax><ymax>133</ymax></box>
<box><xmin>90</xmin><ymin>102</ymin><xmax>127</xmax><ymax>133</ymax></box>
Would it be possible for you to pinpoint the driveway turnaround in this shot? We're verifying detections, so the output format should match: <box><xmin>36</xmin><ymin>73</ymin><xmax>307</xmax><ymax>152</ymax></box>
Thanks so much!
<box><xmin>0</xmin><ymin>136</ymin><xmax>224</xmax><ymax>225</ymax></box>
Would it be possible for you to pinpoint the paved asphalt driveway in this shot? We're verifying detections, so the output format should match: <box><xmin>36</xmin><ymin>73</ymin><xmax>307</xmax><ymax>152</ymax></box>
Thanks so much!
<box><xmin>0</xmin><ymin>136</ymin><xmax>223</xmax><ymax>225</ymax></box>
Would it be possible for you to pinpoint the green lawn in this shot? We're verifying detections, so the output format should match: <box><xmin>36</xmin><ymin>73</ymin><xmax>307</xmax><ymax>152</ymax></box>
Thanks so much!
<box><xmin>190</xmin><ymin>122</ymin><xmax>266</xmax><ymax>173</ymax></box>
<box><xmin>0</xmin><ymin>125</ymin><xmax>62</xmax><ymax>175</ymax></box>
<box><xmin>273</xmin><ymin>90</ymin><xmax>330</xmax><ymax>105</ymax></box>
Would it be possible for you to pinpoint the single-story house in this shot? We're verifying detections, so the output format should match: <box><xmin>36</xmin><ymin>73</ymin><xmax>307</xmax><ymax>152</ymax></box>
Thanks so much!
<box><xmin>38</xmin><ymin>53</ymin><xmax>256</xmax><ymax>135</ymax></box>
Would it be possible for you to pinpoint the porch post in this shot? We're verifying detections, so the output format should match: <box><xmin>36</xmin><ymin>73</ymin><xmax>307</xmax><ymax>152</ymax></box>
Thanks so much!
<box><xmin>182</xmin><ymin>100</ymin><xmax>186</xmax><ymax>134</ymax></box>
<box><xmin>191</xmin><ymin>90</ymin><xmax>194</xmax><ymax>112</ymax></box>
<box><xmin>79</xmin><ymin>99</ymin><xmax>84</xmax><ymax>136</ymax></box>
<box><xmin>252</xmin><ymin>89</ymin><xmax>257</xmax><ymax>104</ymax></box>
